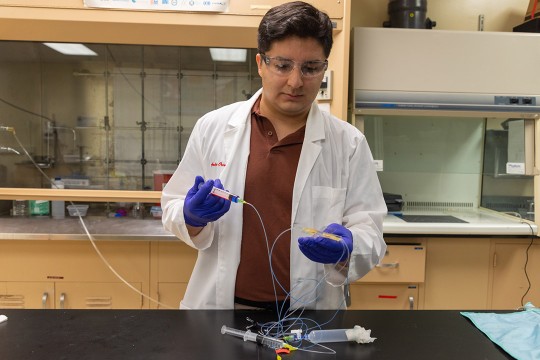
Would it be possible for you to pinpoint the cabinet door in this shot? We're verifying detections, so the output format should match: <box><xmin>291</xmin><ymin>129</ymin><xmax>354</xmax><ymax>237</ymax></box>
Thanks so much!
<box><xmin>359</xmin><ymin>244</ymin><xmax>426</xmax><ymax>283</ymax></box>
<box><xmin>55</xmin><ymin>282</ymin><xmax>143</xmax><ymax>309</ymax></box>
<box><xmin>152</xmin><ymin>242</ymin><xmax>196</xmax><ymax>309</ymax></box>
<box><xmin>0</xmin><ymin>282</ymin><xmax>55</xmax><ymax>309</ymax></box>
<box><xmin>424</xmin><ymin>238</ymin><xmax>491</xmax><ymax>310</ymax></box>
<box><xmin>157</xmin><ymin>282</ymin><xmax>187</xmax><ymax>310</ymax></box>
<box><xmin>155</xmin><ymin>242</ymin><xmax>197</xmax><ymax>283</ymax></box>
<box><xmin>492</xmin><ymin>243</ymin><xmax>540</xmax><ymax>309</ymax></box>
<box><xmin>349</xmin><ymin>284</ymin><xmax>419</xmax><ymax>310</ymax></box>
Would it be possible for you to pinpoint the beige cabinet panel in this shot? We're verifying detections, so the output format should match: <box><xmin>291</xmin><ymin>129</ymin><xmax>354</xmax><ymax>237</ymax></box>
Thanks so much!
<box><xmin>0</xmin><ymin>0</ymin><xmax>344</xmax><ymax>18</ymax></box>
<box><xmin>359</xmin><ymin>244</ymin><xmax>426</xmax><ymax>283</ymax></box>
<box><xmin>349</xmin><ymin>284</ymin><xmax>419</xmax><ymax>310</ymax></box>
<box><xmin>155</xmin><ymin>242</ymin><xmax>197</xmax><ymax>283</ymax></box>
<box><xmin>228</xmin><ymin>0</ymin><xmax>343</xmax><ymax>18</ymax></box>
<box><xmin>157</xmin><ymin>282</ymin><xmax>187</xmax><ymax>310</ymax></box>
<box><xmin>0</xmin><ymin>240</ymin><xmax>150</xmax><ymax>309</ymax></box>
<box><xmin>0</xmin><ymin>282</ymin><xmax>55</xmax><ymax>309</ymax></box>
<box><xmin>491</xmin><ymin>242</ymin><xmax>540</xmax><ymax>310</ymax></box>
<box><xmin>0</xmin><ymin>240</ymin><xmax>150</xmax><ymax>282</ymax></box>
<box><xmin>424</xmin><ymin>238</ymin><xmax>491</xmax><ymax>310</ymax></box>
<box><xmin>55</xmin><ymin>282</ymin><xmax>143</xmax><ymax>309</ymax></box>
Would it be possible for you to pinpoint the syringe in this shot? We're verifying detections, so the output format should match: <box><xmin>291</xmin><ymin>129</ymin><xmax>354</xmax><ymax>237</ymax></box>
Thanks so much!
<box><xmin>210</xmin><ymin>187</ymin><xmax>247</xmax><ymax>204</ymax></box>
<box><xmin>221</xmin><ymin>325</ymin><xmax>284</xmax><ymax>349</ymax></box>
<box><xmin>302</xmin><ymin>227</ymin><xmax>342</xmax><ymax>241</ymax></box>
<box><xmin>307</xmin><ymin>326</ymin><xmax>376</xmax><ymax>344</ymax></box>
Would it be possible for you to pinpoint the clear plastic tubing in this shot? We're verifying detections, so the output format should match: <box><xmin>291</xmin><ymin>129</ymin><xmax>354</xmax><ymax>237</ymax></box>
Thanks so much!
<box><xmin>221</xmin><ymin>325</ymin><xmax>284</xmax><ymax>349</ymax></box>
<box><xmin>307</xmin><ymin>329</ymin><xmax>349</xmax><ymax>343</ymax></box>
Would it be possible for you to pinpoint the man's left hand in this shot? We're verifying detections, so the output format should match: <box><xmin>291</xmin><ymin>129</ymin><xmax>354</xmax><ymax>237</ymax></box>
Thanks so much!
<box><xmin>298</xmin><ymin>223</ymin><xmax>353</xmax><ymax>264</ymax></box>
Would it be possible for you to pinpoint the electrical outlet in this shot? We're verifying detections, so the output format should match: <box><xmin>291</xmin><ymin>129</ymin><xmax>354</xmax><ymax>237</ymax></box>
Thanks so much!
<box><xmin>316</xmin><ymin>70</ymin><xmax>332</xmax><ymax>101</ymax></box>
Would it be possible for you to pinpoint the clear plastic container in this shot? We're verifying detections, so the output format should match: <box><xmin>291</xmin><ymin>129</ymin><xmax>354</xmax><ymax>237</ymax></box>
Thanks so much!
<box><xmin>307</xmin><ymin>329</ymin><xmax>349</xmax><ymax>343</ymax></box>
<box><xmin>12</xmin><ymin>200</ymin><xmax>28</xmax><ymax>217</ymax></box>
<box><xmin>51</xmin><ymin>177</ymin><xmax>65</xmax><ymax>219</ymax></box>
<box><xmin>67</xmin><ymin>204</ymin><xmax>89</xmax><ymax>217</ymax></box>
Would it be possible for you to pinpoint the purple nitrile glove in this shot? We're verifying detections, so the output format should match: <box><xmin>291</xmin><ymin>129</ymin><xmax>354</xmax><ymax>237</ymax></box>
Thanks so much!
<box><xmin>183</xmin><ymin>176</ymin><xmax>231</xmax><ymax>227</ymax></box>
<box><xmin>298</xmin><ymin>223</ymin><xmax>353</xmax><ymax>264</ymax></box>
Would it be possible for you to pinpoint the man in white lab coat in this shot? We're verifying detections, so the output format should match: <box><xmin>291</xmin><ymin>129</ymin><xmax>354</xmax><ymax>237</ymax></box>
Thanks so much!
<box><xmin>161</xmin><ymin>1</ymin><xmax>387</xmax><ymax>310</ymax></box>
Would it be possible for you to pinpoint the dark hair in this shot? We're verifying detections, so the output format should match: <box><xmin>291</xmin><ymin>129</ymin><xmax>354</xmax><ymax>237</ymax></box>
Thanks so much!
<box><xmin>257</xmin><ymin>1</ymin><xmax>333</xmax><ymax>58</ymax></box>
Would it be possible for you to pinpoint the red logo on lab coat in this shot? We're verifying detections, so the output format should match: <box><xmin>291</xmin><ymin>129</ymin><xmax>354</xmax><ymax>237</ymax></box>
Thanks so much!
<box><xmin>211</xmin><ymin>162</ymin><xmax>226</xmax><ymax>167</ymax></box>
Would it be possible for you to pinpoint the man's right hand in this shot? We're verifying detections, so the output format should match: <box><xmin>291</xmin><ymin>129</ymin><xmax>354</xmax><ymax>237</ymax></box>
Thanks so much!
<box><xmin>183</xmin><ymin>176</ymin><xmax>231</xmax><ymax>227</ymax></box>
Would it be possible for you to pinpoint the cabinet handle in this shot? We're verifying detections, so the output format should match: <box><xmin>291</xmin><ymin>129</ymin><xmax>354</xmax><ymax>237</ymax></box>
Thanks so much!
<box><xmin>409</xmin><ymin>296</ymin><xmax>414</xmax><ymax>310</ymax></box>
<box><xmin>343</xmin><ymin>284</ymin><xmax>351</xmax><ymax>307</ymax></box>
<box><xmin>60</xmin><ymin>293</ymin><xmax>66</xmax><ymax>309</ymax></box>
<box><xmin>376</xmin><ymin>262</ymin><xmax>399</xmax><ymax>268</ymax></box>
<box><xmin>42</xmin><ymin>292</ymin><xmax>48</xmax><ymax>309</ymax></box>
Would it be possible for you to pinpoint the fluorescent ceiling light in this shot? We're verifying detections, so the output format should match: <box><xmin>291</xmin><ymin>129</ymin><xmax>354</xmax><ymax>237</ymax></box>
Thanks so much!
<box><xmin>43</xmin><ymin>43</ymin><xmax>97</xmax><ymax>56</ymax></box>
<box><xmin>209</xmin><ymin>48</ymin><xmax>247</xmax><ymax>62</ymax></box>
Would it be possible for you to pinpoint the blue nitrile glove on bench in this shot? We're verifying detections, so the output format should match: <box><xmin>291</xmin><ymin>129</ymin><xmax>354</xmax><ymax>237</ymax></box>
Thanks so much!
<box><xmin>183</xmin><ymin>176</ymin><xmax>231</xmax><ymax>227</ymax></box>
<box><xmin>298</xmin><ymin>223</ymin><xmax>353</xmax><ymax>264</ymax></box>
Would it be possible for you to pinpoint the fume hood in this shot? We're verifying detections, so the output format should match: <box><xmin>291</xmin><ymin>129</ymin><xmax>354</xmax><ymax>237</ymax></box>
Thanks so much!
<box><xmin>353</xmin><ymin>27</ymin><xmax>540</xmax><ymax>118</ymax></box>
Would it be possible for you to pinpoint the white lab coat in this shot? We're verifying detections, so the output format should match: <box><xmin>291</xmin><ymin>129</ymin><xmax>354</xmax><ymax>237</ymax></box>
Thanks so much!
<box><xmin>161</xmin><ymin>89</ymin><xmax>387</xmax><ymax>309</ymax></box>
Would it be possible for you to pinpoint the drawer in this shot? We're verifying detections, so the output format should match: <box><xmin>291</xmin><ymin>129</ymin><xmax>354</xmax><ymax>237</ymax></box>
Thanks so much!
<box><xmin>348</xmin><ymin>283</ymin><xmax>419</xmax><ymax>310</ymax></box>
<box><xmin>358</xmin><ymin>244</ymin><xmax>426</xmax><ymax>283</ymax></box>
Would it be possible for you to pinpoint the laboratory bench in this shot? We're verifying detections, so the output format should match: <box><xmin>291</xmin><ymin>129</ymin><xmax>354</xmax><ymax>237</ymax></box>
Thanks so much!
<box><xmin>0</xmin><ymin>216</ymin><xmax>176</xmax><ymax>241</ymax></box>
<box><xmin>383</xmin><ymin>207</ymin><xmax>537</xmax><ymax>236</ymax></box>
<box><xmin>0</xmin><ymin>206</ymin><xmax>536</xmax><ymax>240</ymax></box>
<box><xmin>0</xmin><ymin>209</ymin><xmax>538</xmax><ymax>311</ymax></box>
<box><xmin>0</xmin><ymin>309</ymin><xmax>514</xmax><ymax>360</ymax></box>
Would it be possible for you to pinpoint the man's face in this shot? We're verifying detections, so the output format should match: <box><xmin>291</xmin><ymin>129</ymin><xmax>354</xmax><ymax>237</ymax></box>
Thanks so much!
<box><xmin>257</xmin><ymin>36</ymin><xmax>326</xmax><ymax>121</ymax></box>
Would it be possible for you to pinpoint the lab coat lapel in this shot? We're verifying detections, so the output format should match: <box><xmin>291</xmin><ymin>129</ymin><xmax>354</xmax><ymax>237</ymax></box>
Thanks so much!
<box><xmin>291</xmin><ymin>103</ymin><xmax>325</xmax><ymax>223</ymax></box>
<box><xmin>220</xmin><ymin>90</ymin><xmax>261</xmax><ymax>185</ymax></box>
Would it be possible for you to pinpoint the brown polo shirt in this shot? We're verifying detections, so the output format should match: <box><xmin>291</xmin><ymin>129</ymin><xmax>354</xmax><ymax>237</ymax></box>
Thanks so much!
<box><xmin>234</xmin><ymin>98</ymin><xmax>305</xmax><ymax>303</ymax></box>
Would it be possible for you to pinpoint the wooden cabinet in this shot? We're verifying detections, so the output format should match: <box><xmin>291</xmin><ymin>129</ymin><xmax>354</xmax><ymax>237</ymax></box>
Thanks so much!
<box><xmin>423</xmin><ymin>237</ymin><xmax>491</xmax><ymax>310</ymax></box>
<box><xmin>490</xmin><ymin>240</ymin><xmax>540</xmax><ymax>309</ymax></box>
<box><xmin>0</xmin><ymin>282</ymin><xmax>54</xmax><ymax>309</ymax></box>
<box><xmin>349</xmin><ymin>239</ymin><xmax>426</xmax><ymax>310</ymax></box>
<box><xmin>150</xmin><ymin>241</ymin><xmax>197</xmax><ymax>309</ymax></box>
<box><xmin>349</xmin><ymin>284</ymin><xmax>419</xmax><ymax>310</ymax></box>
<box><xmin>0</xmin><ymin>240</ymin><xmax>150</xmax><ymax>309</ymax></box>
<box><xmin>1</xmin><ymin>235</ymin><xmax>538</xmax><ymax>311</ymax></box>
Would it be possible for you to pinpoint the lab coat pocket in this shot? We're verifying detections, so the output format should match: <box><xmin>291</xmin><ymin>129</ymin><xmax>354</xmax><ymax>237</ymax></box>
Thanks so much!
<box><xmin>311</xmin><ymin>186</ymin><xmax>346</xmax><ymax>226</ymax></box>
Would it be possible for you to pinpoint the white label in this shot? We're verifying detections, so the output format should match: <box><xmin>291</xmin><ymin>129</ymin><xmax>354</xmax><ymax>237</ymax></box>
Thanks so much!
<box><xmin>373</xmin><ymin>160</ymin><xmax>383</xmax><ymax>172</ymax></box>
<box><xmin>506</xmin><ymin>162</ymin><xmax>525</xmax><ymax>175</ymax></box>
<box><xmin>84</xmin><ymin>0</ymin><xmax>229</xmax><ymax>12</ymax></box>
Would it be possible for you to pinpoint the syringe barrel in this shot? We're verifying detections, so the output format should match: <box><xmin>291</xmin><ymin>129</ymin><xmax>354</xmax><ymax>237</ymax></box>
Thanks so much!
<box><xmin>221</xmin><ymin>325</ymin><xmax>246</xmax><ymax>339</ymax></box>
<box><xmin>307</xmin><ymin>329</ymin><xmax>349</xmax><ymax>343</ymax></box>
<box><xmin>244</xmin><ymin>330</ymin><xmax>283</xmax><ymax>349</ymax></box>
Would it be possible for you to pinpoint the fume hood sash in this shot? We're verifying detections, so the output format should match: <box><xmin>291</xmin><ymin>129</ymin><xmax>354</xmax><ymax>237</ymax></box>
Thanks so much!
<box><xmin>353</xmin><ymin>27</ymin><xmax>540</xmax><ymax>117</ymax></box>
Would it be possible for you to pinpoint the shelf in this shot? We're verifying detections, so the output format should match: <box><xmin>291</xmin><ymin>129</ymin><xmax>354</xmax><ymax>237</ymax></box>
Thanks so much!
<box><xmin>0</xmin><ymin>188</ymin><xmax>161</xmax><ymax>203</ymax></box>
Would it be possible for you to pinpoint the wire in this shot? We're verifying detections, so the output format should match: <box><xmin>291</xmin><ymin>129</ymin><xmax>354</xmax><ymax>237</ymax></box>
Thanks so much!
<box><xmin>8</xmin><ymin>127</ymin><xmax>175</xmax><ymax>310</ymax></box>
<box><xmin>520</xmin><ymin>221</ymin><xmax>535</xmax><ymax>307</ymax></box>
<box><xmin>0</xmin><ymin>97</ymin><xmax>54</xmax><ymax>122</ymax></box>
<box><xmin>242</xmin><ymin>201</ymin><xmax>351</xmax><ymax>354</ymax></box>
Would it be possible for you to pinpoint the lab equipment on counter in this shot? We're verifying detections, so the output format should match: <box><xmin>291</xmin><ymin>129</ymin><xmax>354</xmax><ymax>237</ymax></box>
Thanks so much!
<box><xmin>307</xmin><ymin>326</ymin><xmax>376</xmax><ymax>344</ymax></box>
<box><xmin>12</xmin><ymin>200</ymin><xmax>27</xmax><ymax>217</ymax></box>
<box><xmin>221</xmin><ymin>325</ymin><xmax>284</xmax><ymax>349</ymax></box>
<box><xmin>29</xmin><ymin>200</ymin><xmax>49</xmax><ymax>217</ymax></box>
<box><xmin>67</xmin><ymin>204</ymin><xmax>89</xmax><ymax>217</ymax></box>
<box><xmin>51</xmin><ymin>177</ymin><xmax>65</xmax><ymax>219</ymax></box>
